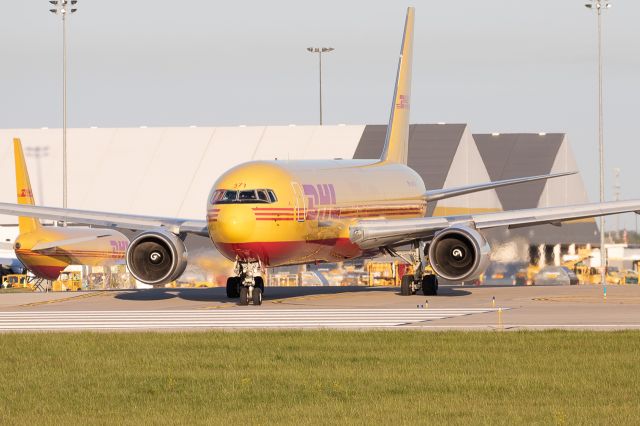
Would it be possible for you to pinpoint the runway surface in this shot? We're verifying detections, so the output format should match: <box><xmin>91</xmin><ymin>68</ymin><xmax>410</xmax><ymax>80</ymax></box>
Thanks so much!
<box><xmin>1</xmin><ymin>284</ymin><xmax>640</xmax><ymax>331</ymax></box>
<box><xmin>0</xmin><ymin>308</ymin><xmax>501</xmax><ymax>330</ymax></box>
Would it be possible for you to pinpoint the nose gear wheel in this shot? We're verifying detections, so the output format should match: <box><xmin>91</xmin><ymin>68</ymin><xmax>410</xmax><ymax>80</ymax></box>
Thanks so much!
<box><xmin>227</xmin><ymin>260</ymin><xmax>265</xmax><ymax>306</ymax></box>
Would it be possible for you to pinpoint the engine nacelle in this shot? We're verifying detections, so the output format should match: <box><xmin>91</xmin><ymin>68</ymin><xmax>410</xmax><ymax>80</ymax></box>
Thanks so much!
<box><xmin>126</xmin><ymin>230</ymin><xmax>188</xmax><ymax>286</ymax></box>
<box><xmin>428</xmin><ymin>226</ymin><xmax>490</xmax><ymax>282</ymax></box>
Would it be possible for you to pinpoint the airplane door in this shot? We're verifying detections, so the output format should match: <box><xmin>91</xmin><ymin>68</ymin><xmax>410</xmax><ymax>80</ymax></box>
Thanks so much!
<box><xmin>291</xmin><ymin>182</ymin><xmax>306</xmax><ymax>222</ymax></box>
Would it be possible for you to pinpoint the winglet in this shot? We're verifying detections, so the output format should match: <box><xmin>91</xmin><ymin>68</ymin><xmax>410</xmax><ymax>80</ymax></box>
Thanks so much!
<box><xmin>13</xmin><ymin>138</ymin><xmax>42</xmax><ymax>233</ymax></box>
<box><xmin>380</xmin><ymin>7</ymin><xmax>415</xmax><ymax>165</ymax></box>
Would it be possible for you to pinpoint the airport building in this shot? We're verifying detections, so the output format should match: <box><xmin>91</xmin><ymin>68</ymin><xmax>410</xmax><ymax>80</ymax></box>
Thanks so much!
<box><xmin>0</xmin><ymin>124</ymin><xmax>599</xmax><ymax>283</ymax></box>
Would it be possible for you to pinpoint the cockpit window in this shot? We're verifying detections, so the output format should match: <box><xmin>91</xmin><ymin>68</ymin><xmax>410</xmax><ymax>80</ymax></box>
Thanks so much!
<box><xmin>212</xmin><ymin>189</ymin><xmax>277</xmax><ymax>204</ymax></box>
<box><xmin>221</xmin><ymin>190</ymin><xmax>238</xmax><ymax>203</ymax></box>
<box><xmin>239</xmin><ymin>190</ymin><xmax>257</xmax><ymax>201</ymax></box>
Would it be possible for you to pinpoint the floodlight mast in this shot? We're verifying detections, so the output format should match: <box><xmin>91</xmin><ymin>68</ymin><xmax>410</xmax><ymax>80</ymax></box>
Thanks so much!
<box><xmin>307</xmin><ymin>47</ymin><xmax>334</xmax><ymax>125</ymax></box>
<box><xmin>49</xmin><ymin>1</ymin><xmax>78</xmax><ymax>212</ymax></box>
<box><xmin>584</xmin><ymin>0</ymin><xmax>611</xmax><ymax>291</ymax></box>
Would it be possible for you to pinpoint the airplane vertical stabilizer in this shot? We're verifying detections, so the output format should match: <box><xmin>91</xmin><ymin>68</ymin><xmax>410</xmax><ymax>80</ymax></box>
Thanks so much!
<box><xmin>379</xmin><ymin>7</ymin><xmax>414</xmax><ymax>165</ymax></box>
<box><xmin>13</xmin><ymin>138</ymin><xmax>42</xmax><ymax>233</ymax></box>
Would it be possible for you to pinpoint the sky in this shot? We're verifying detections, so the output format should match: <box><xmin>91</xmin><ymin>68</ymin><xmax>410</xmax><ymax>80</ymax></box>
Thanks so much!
<box><xmin>1</xmin><ymin>1</ymin><xmax>639</xmax><ymax>229</ymax></box>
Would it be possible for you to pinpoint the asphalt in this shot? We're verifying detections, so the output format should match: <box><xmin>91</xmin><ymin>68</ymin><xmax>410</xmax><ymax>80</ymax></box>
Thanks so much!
<box><xmin>0</xmin><ymin>284</ymin><xmax>639</xmax><ymax>331</ymax></box>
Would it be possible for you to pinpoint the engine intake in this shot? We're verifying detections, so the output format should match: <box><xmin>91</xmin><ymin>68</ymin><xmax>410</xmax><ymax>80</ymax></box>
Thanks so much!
<box><xmin>126</xmin><ymin>230</ymin><xmax>188</xmax><ymax>286</ymax></box>
<box><xmin>428</xmin><ymin>226</ymin><xmax>490</xmax><ymax>281</ymax></box>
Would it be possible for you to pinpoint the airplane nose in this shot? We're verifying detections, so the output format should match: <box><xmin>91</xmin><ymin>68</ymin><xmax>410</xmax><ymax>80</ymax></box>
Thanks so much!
<box><xmin>211</xmin><ymin>207</ymin><xmax>255</xmax><ymax>242</ymax></box>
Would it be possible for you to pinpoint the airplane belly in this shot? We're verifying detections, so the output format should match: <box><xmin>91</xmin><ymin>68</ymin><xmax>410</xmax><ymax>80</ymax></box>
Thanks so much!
<box><xmin>215</xmin><ymin>237</ymin><xmax>362</xmax><ymax>267</ymax></box>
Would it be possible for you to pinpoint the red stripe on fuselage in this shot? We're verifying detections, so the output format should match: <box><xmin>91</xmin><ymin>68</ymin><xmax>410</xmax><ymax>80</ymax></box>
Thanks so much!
<box><xmin>214</xmin><ymin>238</ymin><xmax>362</xmax><ymax>267</ymax></box>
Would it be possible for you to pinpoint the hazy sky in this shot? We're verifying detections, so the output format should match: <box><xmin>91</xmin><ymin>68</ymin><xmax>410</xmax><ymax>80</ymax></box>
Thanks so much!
<box><xmin>1</xmin><ymin>1</ymin><xmax>639</xmax><ymax>227</ymax></box>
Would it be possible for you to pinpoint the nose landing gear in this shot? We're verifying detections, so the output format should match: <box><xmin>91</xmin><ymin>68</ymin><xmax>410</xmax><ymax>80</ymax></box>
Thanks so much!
<box><xmin>226</xmin><ymin>261</ymin><xmax>265</xmax><ymax>306</ymax></box>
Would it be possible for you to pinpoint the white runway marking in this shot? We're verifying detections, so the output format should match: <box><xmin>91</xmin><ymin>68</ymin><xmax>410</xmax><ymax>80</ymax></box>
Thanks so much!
<box><xmin>0</xmin><ymin>308</ymin><xmax>501</xmax><ymax>331</ymax></box>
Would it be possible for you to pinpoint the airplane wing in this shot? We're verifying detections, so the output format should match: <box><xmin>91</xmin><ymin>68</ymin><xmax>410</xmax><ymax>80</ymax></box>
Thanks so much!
<box><xmin>350</xmin><ymin>199</ymin><xmax>640</xmax><ymax>249</ymax></box>
<box><xmin>424</xmin><ymin>171</ymin><xmax>575</xmax><ymax>202</ymax></box>
<box><xmin>0</xmin><ymin>203</ymin><xmax>209</xmax><ymax>237</ymax></box>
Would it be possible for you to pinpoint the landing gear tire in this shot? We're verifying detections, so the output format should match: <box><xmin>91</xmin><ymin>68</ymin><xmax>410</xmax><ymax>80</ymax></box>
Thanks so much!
<box><xmin>422</xmin><ymin>274</ymin><xmax>438</xmax><ymax>296</ymax></box>
<box><xmin>400</xmin><ymin>275</ymin><xmax>414</xmax><ymax>296</ymax></box>
<box><xmin>239</xmin><ymin>286</ymin><xmax>249</xmax><ymax>306</ymax></box>
<box><xmin>252</xmin><ymin>287</ymin><xmax>263</xmax><ymax>305</ymax></box>
<box><xmin>254</xmin><ymin>276</ymin><xmax>265</xmax><ymax>295</ymax></box>
<box><xmin>226</xmin><ymin>277</ymin><xmax>241</xmax><ymax>298</ymax></box>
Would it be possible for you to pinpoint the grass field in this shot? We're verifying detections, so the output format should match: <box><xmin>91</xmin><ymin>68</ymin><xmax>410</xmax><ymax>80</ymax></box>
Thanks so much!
<box><xmin>1</xmin><ymin>331</ymin><xmax>639</xmax><ymax>425</ymax></box>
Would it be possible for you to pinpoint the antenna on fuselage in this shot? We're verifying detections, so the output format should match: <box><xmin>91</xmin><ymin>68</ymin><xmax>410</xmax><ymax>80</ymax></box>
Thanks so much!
<box><xmin>379</xmin><ymin>7</ymin><xmax>414</xmax><ymax>165</ymax></box>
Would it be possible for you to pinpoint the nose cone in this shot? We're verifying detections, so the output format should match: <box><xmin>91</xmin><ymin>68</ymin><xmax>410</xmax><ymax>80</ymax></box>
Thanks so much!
<box><xmin>209</xmin><ymin>206</ymin><xmax>256</xmax><ymax>243</ymax></box>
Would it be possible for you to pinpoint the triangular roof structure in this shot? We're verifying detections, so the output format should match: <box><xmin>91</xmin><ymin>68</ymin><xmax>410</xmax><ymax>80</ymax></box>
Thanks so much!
<box><xmin>433</xmin><ymin>125</ymin><xmax>502</xmax><ymax>217</ymax></box>
<box><xmin>474</xmin><ymin>132</ymin><xmax>598</xmax><ymax>244</ymax></box>
<box><xmin>474</xmin><ymin>133</ymin><xmax>563</xmax><ymax>210</ymax></box>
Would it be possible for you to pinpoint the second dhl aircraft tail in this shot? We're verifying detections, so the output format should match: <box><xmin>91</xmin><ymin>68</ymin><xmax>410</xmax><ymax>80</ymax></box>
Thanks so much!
<box><xmin>13</xmin><ymin>138</ymin><xmax>42</xmax><ymax>234</ymax></box>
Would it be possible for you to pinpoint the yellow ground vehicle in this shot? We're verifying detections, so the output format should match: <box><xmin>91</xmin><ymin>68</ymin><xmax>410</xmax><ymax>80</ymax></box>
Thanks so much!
<box><xmin>517</xmin><ymin>265</ymin><xmax>540</xmax><ymax>286</ymax></box>
<box><xmin>52</xmin><ymin>271</ymin><xmax>82</xmax><ymax>292</ymax></box>
<box><xmin>573</xmin><ymin>265</ymin><xmax>626</xmax><ymax>285</ymax></box>
<box><xmin>367</xmin><ymin>261</ymin><xmax>401</xmax><ymax>286</ymax></box>
<box><xmin>366</xmin><ymin>261</ymin><xmax>423</xmax><ymax>287</ymax></box>
<box><xmin>1</xmin><ymin>274</ymin><xmax>29</xmax><ymax>289</ymax></box>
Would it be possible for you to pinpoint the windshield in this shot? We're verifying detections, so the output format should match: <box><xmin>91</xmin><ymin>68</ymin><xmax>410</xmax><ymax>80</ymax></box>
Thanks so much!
<box><xmin>211</xmin><ymin>189</ymin><xmax>278</xmax><ymax>204</ymax></box>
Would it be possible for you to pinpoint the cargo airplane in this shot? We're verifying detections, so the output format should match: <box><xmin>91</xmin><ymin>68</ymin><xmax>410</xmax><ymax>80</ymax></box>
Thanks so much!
<box><xmin>2</xmin><ymin>7</ymin><xmax>640</xmax><ymax>304</ymax></box>
<box><xmin>7</xmin><ymin>138</ymin><xmax>128</xmax><ymax>281</ymax></box>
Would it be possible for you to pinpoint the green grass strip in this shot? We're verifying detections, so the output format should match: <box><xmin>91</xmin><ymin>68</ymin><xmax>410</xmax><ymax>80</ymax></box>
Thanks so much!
<box><xmin>0</xmin><ymin>330</ymin><xmax>639</xmax><ymax>425</ymax></box>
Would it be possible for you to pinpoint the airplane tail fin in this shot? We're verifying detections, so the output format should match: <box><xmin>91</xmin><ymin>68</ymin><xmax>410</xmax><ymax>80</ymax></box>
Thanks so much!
<box><xmin>13</xmin><ymin>138</ymin><xmax>42</xmax><ymax>233</ymax></box>
<box><xmin>379</xmin><ymin>7</ymin><xmax>415</xmax><ymax>165</ymax></box>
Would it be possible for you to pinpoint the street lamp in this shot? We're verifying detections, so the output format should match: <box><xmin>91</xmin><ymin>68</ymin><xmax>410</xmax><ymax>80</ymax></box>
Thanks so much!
<box><xmin>49</xmin><ymin>0</ymin><xmax>78</xmax><ymax>211</ymax></box>
<box><xmin>307</xmin><ymin>47</ymin><xmax>334</xmax><ymax>125</ymax></box>
<box><xmin>584</xmin><ymin>0</ymin><xmax>611</xmax><ymax>291</ymax></box>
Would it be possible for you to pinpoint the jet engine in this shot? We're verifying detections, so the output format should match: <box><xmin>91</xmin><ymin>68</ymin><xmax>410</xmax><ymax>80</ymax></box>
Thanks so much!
<box><xmin>428</xmin><ymin>226</ymin><xmax>490</xmax><ymax>281</ymax></box>
<box><xmin>126</xmin><ymin>230</ymin><xmax>188</xmax><ymax>286</ymax></box>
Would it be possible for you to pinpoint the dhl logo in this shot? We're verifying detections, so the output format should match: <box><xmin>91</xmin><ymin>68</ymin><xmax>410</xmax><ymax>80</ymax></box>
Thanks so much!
<box><xmin>18</xmin><ymin>188</ymin><xmax>33</xmax><ymax>198</ymax></box>
<box><xmin>110</xmin><ymin>240</ymin><xmax>129</xmax><ymax>253</ymax></box>
<box><xmin>303</xmin><ymin>184</ymin><xmax>338</xmax><ymax>220</ymax></box>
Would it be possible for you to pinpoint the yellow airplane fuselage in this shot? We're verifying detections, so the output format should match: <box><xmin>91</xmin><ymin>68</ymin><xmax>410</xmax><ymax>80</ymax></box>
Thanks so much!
<box><xmin>15</xmin><ymin>227</ymin><xmax>128</xmax><ymax>281</ymax></box>
<box><xmin>207</xmin><ymin>160</ymin><xmax>426</xmax><ymax>267</ymax></box>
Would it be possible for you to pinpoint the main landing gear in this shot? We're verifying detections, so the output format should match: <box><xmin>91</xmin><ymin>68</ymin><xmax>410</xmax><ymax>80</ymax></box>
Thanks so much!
<box><xmin>226</xmin><ymin>261</ymin><xmax>265</xmax><ymax>306</ymax></box>
<box><xmin>400</xmin><ymin>273</ymin><xmax>438</xmax><ymax>296</ymax></box>
<box><xmin>394</xmin><ymin>242</ymin><xmax>439</xmax><ymax>297</ymax></box>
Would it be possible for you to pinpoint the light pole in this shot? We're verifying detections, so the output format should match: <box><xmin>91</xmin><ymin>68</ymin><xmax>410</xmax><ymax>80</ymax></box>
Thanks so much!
<box><xmin>49</xmin><ymin>0</ymin><xmax>78</xmax><ymax>211</ymax></box>
<box><xmin>307</xmin><ymin>47</ymin><xmax>334</xmax><ymax>125</ymax></box>
<box><xmin>613</xmin><ymin>167</ymin><xmax>620</xmax><ymax>240</ymax></box>
<box><xmin>585</xmin><ymin>0</ymin><xmax>610</xmax><ymax>289</ymax></box>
